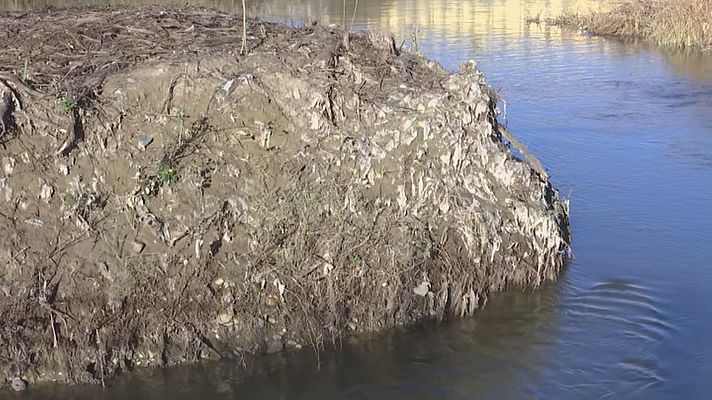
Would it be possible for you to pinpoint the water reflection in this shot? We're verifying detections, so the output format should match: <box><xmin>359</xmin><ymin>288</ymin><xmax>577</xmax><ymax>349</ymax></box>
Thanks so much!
<box><xmin>4</xmin><ymin>0</ymin><xmax>711</xmax><ymax>83</ymax></box>
<box><xmin>25</xmin><ymin>284</ymin><xmax>563</xmax><ymax>400</ymax></box>
<box><xmin>660</xmin><ymin>48</ymin><xmax>712</xmax><ymax>82</ymax></box>
<box><xmin>249</xmin><ymin>0</ymin><xmax>614</xmax><ymax>66</ymax></box>
<box><xmin>233</xmin><ymin>284</ymin><xmax>562</xmax><ymax>399</ymax></box>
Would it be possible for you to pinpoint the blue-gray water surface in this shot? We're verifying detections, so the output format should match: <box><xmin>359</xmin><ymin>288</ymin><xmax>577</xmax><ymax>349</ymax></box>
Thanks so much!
<box><xmin>1</xmin><ymin>0</ymin><xmax>711</xmax><ymax>399</ymax></box>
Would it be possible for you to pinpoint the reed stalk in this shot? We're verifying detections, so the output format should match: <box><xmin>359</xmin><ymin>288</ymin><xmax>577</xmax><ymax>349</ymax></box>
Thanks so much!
<box><xmin>554</xmin><ymin>0</ymin><xmax>712</xmax><ymax>50</ymax></box>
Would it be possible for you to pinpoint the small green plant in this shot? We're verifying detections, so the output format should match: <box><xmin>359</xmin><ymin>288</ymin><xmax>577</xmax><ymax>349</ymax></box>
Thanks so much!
<box><xmin>21</xmin><ymin>58</ymin><xmax>31</xmax><ymax>82</ymax></box>
<box><xmin>59</xmin><ymin>98</ymin><xmax>78</xmax><ymax>115</ymax></box>
<box><xmin>156</xmin><ymin>162</ymin><xmax>178</xmax><ymax>185</ymax></box>
<box><xmin>144</xmin><ymin>119</ymin><xmax>209</xmax><ymax>195</ymax></box>
<box><xmin>169</xmin><ymin>106</ymin><xmax>186</xmax><ymax>120</ymax></box>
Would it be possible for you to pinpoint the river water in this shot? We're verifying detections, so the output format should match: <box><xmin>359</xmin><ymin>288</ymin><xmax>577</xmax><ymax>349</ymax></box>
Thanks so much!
<box><xmin>1</xmin><ymin>0</ymin><xmax>711</xmax><ymax>399</ymax></box>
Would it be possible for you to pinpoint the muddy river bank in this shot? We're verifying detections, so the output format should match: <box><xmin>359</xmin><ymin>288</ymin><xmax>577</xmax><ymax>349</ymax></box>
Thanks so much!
<box><xmin>1</xmin><ymin>1</ymin><xmax>711</xmax><ymax>399</ymax></box>
<box><xmin>0</xmin><ymin>5</ymin><xmax>569</xmax><ymax>391</ymax></box>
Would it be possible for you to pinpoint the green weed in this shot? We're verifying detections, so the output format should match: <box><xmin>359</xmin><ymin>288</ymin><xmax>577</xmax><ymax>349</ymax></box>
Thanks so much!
<box><xmin>156</xmin><ymin>162</ymin><xmax>178</xmax><ymax>185</ymax></box>
<box><xmin>59</xmin><ymin>98</ymin><xmax>78</xmax><ymax>115</ymax></box>
<box><xmin>21</xmin><ymin>58</ymin><xmax>30</xmax><ymax>82</ymax></box>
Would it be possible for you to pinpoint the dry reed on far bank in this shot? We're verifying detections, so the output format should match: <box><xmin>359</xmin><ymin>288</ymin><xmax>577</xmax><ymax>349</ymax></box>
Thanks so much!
<box><xmin>553</xmin><ymin>0</ymin><xmax>712</xmax><ymax>50</ymax></box>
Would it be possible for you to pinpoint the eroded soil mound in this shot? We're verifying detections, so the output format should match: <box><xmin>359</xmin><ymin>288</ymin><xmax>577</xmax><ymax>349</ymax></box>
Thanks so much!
<box><xmin>0</xmin><ymin>6</ymin><xmax>570</xmax><ymax>387</ymax></box>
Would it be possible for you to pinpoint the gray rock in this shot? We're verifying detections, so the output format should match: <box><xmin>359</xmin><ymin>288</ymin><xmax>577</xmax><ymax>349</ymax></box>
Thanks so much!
<box><xmin>131</xmin><ymin>240</ymin><xmax>146</xmax><ymax>253</ymax></box>
<box><xmin>39</xmin><ymin>183</ymin><xmax>54</xmax><ymax>202</ymax></box>
<box><xmin>413</xmin><ymin>280</ymin><xmax>431</xmax><ymax>297</ymax></box>
<box><xmin>3</xmin><ymin>157</ymin><xmax>15</xmax><ymax>175</ymax></box>
<box><xmin>221</xmin><ymin>292</ymin><xmax>234</xmax><ymax>304</ymax></box>
<box><xmin>57</xmin><ymin>163</ymin><xmax>70</xmax><ymax>176</ymax></box>
<box><xmin>11</xmin><ymin>377</ymin><xmax>26</xmax><ymax>392</ymax></box>
<box><xmin>216</xmin><ymin>311</ymin><xmax>233</xmax><ymax>325</ymax></box>
<box><xmin>266</xmin><ymin>340</ymin><xmax>284</xmax><ymax>354</ymax></box>
<box><xmin>137</xmin><ymin>136</ymin><xmax>153</xmax><ymax>151</ymax></box>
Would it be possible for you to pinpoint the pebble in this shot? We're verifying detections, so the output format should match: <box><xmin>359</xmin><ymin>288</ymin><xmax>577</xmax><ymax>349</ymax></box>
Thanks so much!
<box><xmin>221</xmin><ymin>292</ymin><xmax>234</xmax><ymax>304</ymax></box>
<box><xmin>58</xmin><ymin>163</ymin><xmax>70</xmax><ymax>176</ymax></box>
<box><xmin>216</xmin><ymin>311</ymin><xmax>232</xmax><ymax>325</ymax></box>
<box><xmin>11</xmin><ymin>377</ymin><xmax>26</xmax><ymax>392</ymax></box>
<box><xmin>413</xmin><ymin>280</ymin><xmax>431</xmax><ymax>297</ymax></box>
<box><xmin>3</xmin><ymin>157</ymin><xmax>15</xmax><ymax>175</ymax></box>
<box><xmin>40</xmin><ymin>183</ymin><xmax>54</xmax><ymax>202</ymax></box>
<box><xmin>264</xmin><ymin>295</ymin><xmax>278</xmax><ymax>307</ymax></box>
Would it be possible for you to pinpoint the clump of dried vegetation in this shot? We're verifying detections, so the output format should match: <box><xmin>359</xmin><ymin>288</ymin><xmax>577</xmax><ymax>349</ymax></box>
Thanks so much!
<box><xmin>554</xmin><ymin>0</ymin><xmax>712</xmax><ymax>50</ymax></box>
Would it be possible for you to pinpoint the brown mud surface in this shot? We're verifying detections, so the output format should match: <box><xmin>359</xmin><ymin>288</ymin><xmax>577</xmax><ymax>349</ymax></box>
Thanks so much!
<box><xmin>0</xmin><ymin>6</ymin><xmax>570</xmax><ymax>389</ymax></box>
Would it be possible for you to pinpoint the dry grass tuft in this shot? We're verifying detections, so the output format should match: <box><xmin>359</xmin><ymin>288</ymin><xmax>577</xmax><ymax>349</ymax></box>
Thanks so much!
<box><xmin>554</xmin><ymin>0</ymin><xmax>712</xmax><ymax>50</ymax></box>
